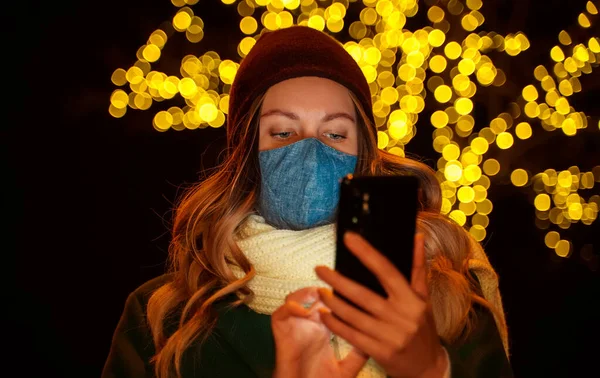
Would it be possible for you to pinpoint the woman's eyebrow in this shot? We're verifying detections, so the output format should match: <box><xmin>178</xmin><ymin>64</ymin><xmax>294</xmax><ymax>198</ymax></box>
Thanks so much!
<box><xmin>260</xmin><ymin>109</ymin><xmax>355</xmax><ymax>123</ymax></box>
<box><xmin>260</xmin><ymin>109</ymin><xmax>299</xmax><ymax>120</ymax></box>
<box><xmin>322</xmin><ymin>112</ymin><xmax>356</xmax><ymax>123</ymax></box>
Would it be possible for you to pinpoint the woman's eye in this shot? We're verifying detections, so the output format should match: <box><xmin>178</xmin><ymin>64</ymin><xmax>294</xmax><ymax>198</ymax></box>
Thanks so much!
<box><xmin>271</xmin><ymin>131</ymin><xmax>293</xmax><ymax>139</ymax></box>
<box><xmin>325</xmin><ymin>133</ymin><xmax>346</xmax><ymax>141</ymax></box>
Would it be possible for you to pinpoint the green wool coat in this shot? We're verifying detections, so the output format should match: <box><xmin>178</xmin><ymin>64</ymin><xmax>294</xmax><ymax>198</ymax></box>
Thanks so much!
<box><xmin>102</xmin><ymin>274</ymin><xmax>513</xmax><ymax>378</ymax></box>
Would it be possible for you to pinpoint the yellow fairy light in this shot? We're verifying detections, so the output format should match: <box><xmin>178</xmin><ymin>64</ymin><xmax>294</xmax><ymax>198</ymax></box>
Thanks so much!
<box><xmin>476</xmin><ymin>199</ymin><xmax>493</xmax><ymax>215</ymax></box>
<box><xmin>110</xmin><ymin>90</ymin><xmax>129</xmax><ymax>109</ymax></box>
<box><xmin>239</xmin><ymin>36</ymin><xmax>257</xmax><ymax>56</ymax></box>
<box><xmin>562</xmin><ymin>118</ymin><xmax>577</xmax><ymax>136</ymax></box>
<box><xmin>431</xmin><ymin>110</ymin><xmax>449</xmax><ymax>128</ymax></box>
<box><xmin>522</xmin><ymin>84</ymin><xmax>539</xmax><ymax>101</ymax></box>
<box><xmin>496</xmin><ymin>132</ymin><xmax>514</xmax><ymax>149</ymax></box>
<box><xmin>326</xmin><ymin>17</ymin><xmax>344</xmax><ymax>33</ymax></box>
<box><xmin>111</xmin><ymin>69</ymin><xmax>128</xmax><ymax>86</ymax></box>
<box><xmin>173</xmin><ymin>10</ymin><xmax>192</xmax><ymax>30</ymax></box>
<box><xmin>153</xmin><ymin>110</ymin><xmax>174</xmax><ymax>131</ymax></box>
<box><xmin>360</xmin><ymin>7</ymin><xmax>378</xmax><ymax>25</ymax></box>
<box><xmin>574</xmin><ymin>45</ymin><xmax>590</xmax><ymax>62</ymax></box>
<box><xmin>515</xmin><ymin>122</ymin><xmax>533</xmax><ymax>139</ymax></box>
<box><xmin>550</xmin><ymin>46</ymin><xmax>565</xmax><ymax>62</ymax></box>
<box><xmin>455</xmin><ymin>97</ymin><xmax>473</xmax><ymax>115</ymax></box>
<box><xmin>434</xmin><ymin>85</ymin><xmax>453</xmax><ymax>103</ymax></box>
<box><xmin>307</xmin><ymin>14</ymin><xmax>325</xmax><ymax>30</ymax></box>
<box><xmin>452</xmin><ymin>74</ymin><xmax>470</xmax><ymax>91</ymax></box>
<box><xmin>472</xmin><ymin>213</ymin><xmax>489</xmax><ymax>228</ymax></box>
<box><xmin>543</xmin><ymin>231</ymin><xmax>559</xmax><ymax>248</ymax></box>
<box><xmin>555</xmin><ymin>97</ymin><xmax>570</xmax><ymax>115</ymax></box>
<box><xmin>463</xmin><ymin>165</ymin><xmax>482</xmax><ymax>183</ymax></box>
<box><xmin>428</xmin><ymin>29</ymin><xmax>446</xmax><ymax>47</ymax></box>
<box><xmin>125</xmin><ymin>66</ymin><xmax>144</xmax><ymax>84</ymax></box>
<box><xmin>449</xmin><ymin>209</ymin><xmax>467</xmax><ymax>226</ymax></box>
<box><xmin>471</xmin><ymin>137</ymin><xmax>489</xmax><ymax>155</ymax></box>
<box><xmin>475</xmin><ymin>175</ymin><xmax>491</xmax><ymax>190</ymax></box>
<box><xmin>445</xmin><ymin>161</ymin><xmax>464</xmax><ymax>182</ymax></box>
<box><xmin>558</xmin><ymin>30</ymin><xmax>572</xmax><ymax>46</ymax></box>
<box><xmin>381</xmin><ymin>87</ymin><xmax>399</xmax><ymax>105</ymax></box>
<box><xmin>589</xmin><ymin>37</ymin><xmax>600</xmax><ymax>53</ymax></box>
<box><xmin>240</xmin><ymin>16</ymin><xmax>258</xmax><ymax>34</ymax></box>
<box><xmin>198</xmin><ymin>103</ymin><xmax>218</xmax><ymax>122</ymax></box>
<box><xmin>476</xmin><ymin>64</ymin><xmax>496</xmax><ymax>86</ymax></box>
<box><xmin>429</xmin><ymin>55</ymin><xmax>447</xmax><ymax>73</ymax></box>
<box><xmin>535</xmin><ymin>194</ymin><xmax>551</xmax><ymax>211</ymax></box>
<box><xmin>442</xmin><ymin>144</ymin><xmax>460</xmax><ymax>161</ymax></box>
<box><xmin>427</xmin><ymin>5</ymin><xmax>445</xmax><ymax>23</ymax></box>
<box><xmin>376</xmin><ymin>131</ymin><xmax>390</xmax><ymax>149</ymax></box>
<box><xmin>557</xmin><ymin>171</ymin><xmax>573</xmax><ymax>188</ymax></box>
<box><xmin>457</xmin><ymin>116</ymin><xmax>475</xmax><ymax>134</ymax></box>
<box><xmin>578</xmin><ymin>13</ymin><xmax>591</xmax><ymax>28</ymax></box>
<box><xmin>555</xmin><ymin>240</ymin><xmax>571</xmax><ymax>257</ymax></box>
<box><xmin>444</xmin><ymin>41</ymin><xmax>462</xmax><ymax>60</ymax></box>
<box><xmin>482</xmin><ymin>159</ymin><xmax>500</xmax><ymax>176</ymax></box>
<box><xmin>134</xmin><ymin>92</ymin><xmax>152</xmax><ymax>110</ymax></box>
<box><xmin>490</xmin><ymin>117</ymin><xmax>507</xmax><ymax>134</ymax></box>
<box><xmin>558</xmin><ymin>79</ymin><xmax>574</xmax><ymax>96</ymax></box>
<box><xmin>458</xmin><ymin>59</ymin><xmax>476</xmax><ymax>75</ymax></box>
<box><xmin>163</xmin><ymin>76</ymin><xmax>180</xmax><ymax>95</ymax></box>
<box><xmin>511</xmin><ymin>169</ymin><xmax>529</xmax><ymax>187</ymax></box>
<box><xmin>461</xmin><ymin>13</ymin><xmax>479</xmax><ymax>32</ymax></box>
<box><xmin>469</xmin><ymin>225</ymin><xmax>486</xmax><ymax>241</ymax></box>
<box><xmin>109</xmin><ymin>0</ymin><xmax>600</xmax><ymax>257</ymax></box>
<box><xmin>458</xmin><ymin>186</ymin><xmax>476</xmax><ymax>203</ymax></box>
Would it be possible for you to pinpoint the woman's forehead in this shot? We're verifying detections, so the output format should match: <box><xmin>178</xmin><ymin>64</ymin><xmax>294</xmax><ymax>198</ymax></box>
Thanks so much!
<box><xmin>261</xmin><ymin>77</ymin><xmax>355</xmax><ymax>113</ymax></box>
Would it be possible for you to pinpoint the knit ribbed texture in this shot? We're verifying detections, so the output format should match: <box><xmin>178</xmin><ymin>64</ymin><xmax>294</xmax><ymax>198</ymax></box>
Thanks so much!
<box><xmin>230</xmin><ymin>215</ymin><xmax>335</xmax><ymax>313</ymax></box>
<box><xmin>230</xmin><ymin>215</ymin><xmax>386</xmax><ymax>377</ymax></box>
<box><xmin>230</xmin><ymin>215</ymin><xmax>508</xmax><ymax>375</ymax></box>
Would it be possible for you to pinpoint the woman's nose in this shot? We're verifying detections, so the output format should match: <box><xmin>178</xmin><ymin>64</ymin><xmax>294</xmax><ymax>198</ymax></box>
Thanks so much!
<box><xmin>298</xmin><ymin>123</ymin><xmax>320</xmax><ymax>139</ymax></box>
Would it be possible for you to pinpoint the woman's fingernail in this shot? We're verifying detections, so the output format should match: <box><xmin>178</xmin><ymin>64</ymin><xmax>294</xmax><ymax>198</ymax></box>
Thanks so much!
<box><xmin>318</xmin><ymin>307</ymin><xmax>331</xmax><ymax>315</ymax></box>
<box><xmin>344</xmin><ymin>231</ymin><xmax>359</xmax><ymax>242</ymax></box>
<box><xmin>318</xmin><ymin>288</ymin><xmax>333</xmax><ymax>299</ymax></box>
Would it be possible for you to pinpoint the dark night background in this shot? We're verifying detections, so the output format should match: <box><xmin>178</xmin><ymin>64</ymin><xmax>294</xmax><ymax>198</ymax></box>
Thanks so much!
<box><xmin>9</xmin><ymin>0</ymin><xmax>600</xmax><ymax>377</ymax></box>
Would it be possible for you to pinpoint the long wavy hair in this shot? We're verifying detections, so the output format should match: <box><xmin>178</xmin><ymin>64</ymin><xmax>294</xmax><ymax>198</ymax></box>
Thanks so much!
<box><xmin>146</xmin><ymin>89</ymin><xmax>507</xmax><ymax>377</ymax></box>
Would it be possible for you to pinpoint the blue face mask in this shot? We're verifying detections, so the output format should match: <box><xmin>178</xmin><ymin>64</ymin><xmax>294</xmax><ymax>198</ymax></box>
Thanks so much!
<box><xmin>257</xmin><ymin>138</ymin><xmax>357</xmax><ymax>230</ymax></box>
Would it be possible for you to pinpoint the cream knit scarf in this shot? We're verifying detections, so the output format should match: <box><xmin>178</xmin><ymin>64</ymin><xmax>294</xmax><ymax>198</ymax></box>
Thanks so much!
<box><xmin>229</xmin><ymin>215</ymin><xmax>508</xmax><ymax>377</ymax></box>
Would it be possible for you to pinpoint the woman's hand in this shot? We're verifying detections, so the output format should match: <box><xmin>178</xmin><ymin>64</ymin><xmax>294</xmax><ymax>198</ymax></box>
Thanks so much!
<box><xmin>271</xmin><ymin>287</ymin><xmax>368</xmax><ymax>378</ymax></box>
<box><xmin>315</xmin><ymin>232</ymin><xmax>449</xmax><ymax>378</ymax></box>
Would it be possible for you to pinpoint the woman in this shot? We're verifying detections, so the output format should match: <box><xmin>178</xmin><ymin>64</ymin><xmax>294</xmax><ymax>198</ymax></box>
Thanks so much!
<box><xmin>103</xmin><ymin>26</ymin><xmax>512</xmax><ymax>378</ymax></box>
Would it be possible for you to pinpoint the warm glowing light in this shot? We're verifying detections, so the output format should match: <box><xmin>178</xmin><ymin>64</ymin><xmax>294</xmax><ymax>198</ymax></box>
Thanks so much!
<box><xmin>496</xmin><ymin>132</ymin><xmax>514</xmax><ymax>149</ymax></box>
<box><xmin>482</xmin><ymin>159</ymin><xmax>500</xmax><ymax>176</ymax></box>
<box><xmin>515</xmin><ymin>122</ymin><xmax>532</xmax><ymax>139</ymax></box>
<box><xmin>535</xmin><ymin>194</ymin><xmax>551</xmax><ymax>211</ymax></box>
<box><xmin>554</xmin><ymin>240</ymin><xmax>571</xmax><ymax>257</ymax></box>
<box><xmin>431</xmin><ymin>110</ymin><xmax>449</xmax><ymax>128</ymax></box>
<box><xmin>109</xmin><ymin>0</ymin><xmax>600</xmax><ymax>258</ymax></box>
<box><xmin>434</xmin><ymin>85</ymin><xmax>453</xmax><ymax>103</ymax></box>
<box><xmin>511</xmin><ymin>169</ymin><xmax>529</xmax><ymax>187</ymax></box>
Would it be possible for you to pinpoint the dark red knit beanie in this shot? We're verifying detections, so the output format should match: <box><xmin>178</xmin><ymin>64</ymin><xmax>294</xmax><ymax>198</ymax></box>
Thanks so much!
<box><xmin>227</xmin><ymin>26</ymin><xmax>374</xmax><ymax>149</ymax></box>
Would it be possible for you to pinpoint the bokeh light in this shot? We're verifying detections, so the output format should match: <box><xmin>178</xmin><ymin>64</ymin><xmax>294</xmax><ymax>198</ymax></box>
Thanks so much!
<box><xmin>110</xmin><ymin>0</ymin><xmax>599</xmax><ymax>255</ymax></box>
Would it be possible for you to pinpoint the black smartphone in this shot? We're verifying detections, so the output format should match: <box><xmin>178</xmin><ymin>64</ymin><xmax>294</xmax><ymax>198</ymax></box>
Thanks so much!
<box><xmin>335</xmin><ymin>174</ymin><xmax>420</xmax><ymax>301</ymax></box>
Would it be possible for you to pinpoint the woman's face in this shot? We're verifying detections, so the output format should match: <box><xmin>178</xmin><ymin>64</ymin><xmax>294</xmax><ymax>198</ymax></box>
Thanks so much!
<box><xmin>258</xmin><ymin>77</ymin><xmax>358</xmax><ymax>155</ymax></box>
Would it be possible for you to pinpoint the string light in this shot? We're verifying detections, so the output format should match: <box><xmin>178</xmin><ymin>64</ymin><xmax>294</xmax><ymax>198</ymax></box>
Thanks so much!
<box><xmin>110</xmin><ymin>0</ymin><xmax>599</xmax><ymax>258</ymax></box>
